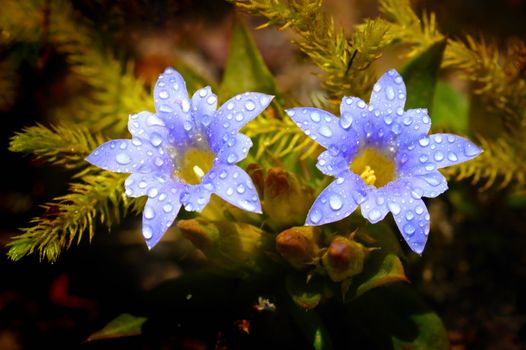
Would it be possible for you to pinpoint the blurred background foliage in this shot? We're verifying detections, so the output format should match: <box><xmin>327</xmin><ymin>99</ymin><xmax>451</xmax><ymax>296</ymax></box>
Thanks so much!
<box><xmin>1</xmin><ymin>0</ymin><xmax>526</xmax><ymax>349</ymax></box>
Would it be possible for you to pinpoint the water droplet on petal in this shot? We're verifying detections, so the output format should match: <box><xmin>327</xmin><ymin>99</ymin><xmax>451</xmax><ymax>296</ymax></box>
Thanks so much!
<box><xmin>150</xmin><ymin>132</ymin><xmax>163</xmax><ymax>147</ymax></box>
<box><xmin>199</xmin><ymin>89</ymin><xmax>207</xmax><ymax>97</ymax></box>
<box><xmin>384</xmin><ymin>115</ymin><xmax>393</xmax><ymax>125</ymax></box>
<box><xmin>373</xmin><ymin>84</ymin><xmax>381</xmax><ymax>92</ymax></box>
<box><xmin>159</xmin><ymin>193</ymin><xmax>167</xmax><ymax>201</ymax></box>
<box><xmin>159</xmin><ymin>90</ymin><xmax>169</xmax><ymax>99</ymax></box>
<box><xmin>132</xmin><ymin>138</ymin><xmax>142</xmax><ymax>146</ymax></box>
<box><xmin>403</xmin><ymin>223</ymin><xmax>416</xmax><ymax>235</ymax></box>
<box><xmin>237</xmin><ymin>184</ymin><xmax>246</xmax><ymax>194</ymax></box>
<box><xmin>309</xmin><ymin>209</ymin><xmax>322</xmax><ymax>224</ymax></box>
<box><xmin>146</xmin><ymin>114</ymin><xmax>165</xmax><ymax>127</ymax></box>
<box><xmin>143</xmin><ymin>226</ymin><xmax>153</xmax><ymax>239</ymax></box>
<box><xmin>369</xmin><ymin>209</ymin><xmax>381</xmax><ymax>221</ymax></box>
<box><xmin>434</xmin><ymin>151</ymin><xmax>444</xmax><ymax>161</ymax></box>
<box><xmin>207</xmin><ymin>95</ymin><xmax>217</xmax><ymax>105</ymax></box>
<box><xmin>319</xmin><ymin>125</ymin><xmax>332</xmax><ymax>137</ymax></box>
<box><xmin>219</xmin><ymin>170</ymin><xmax>228</xmax><ymax>179</ymax></box>
<box><xmin>227</xmin><ymin>153</ymin><xmax>238</xmax><ymax>164</ymax></box>
<box><xmin>181</xmin><ymin>99</ymin><xmax>190</xmax><ymax>113</ymax></box>
<box><xmin>116</xmin><ymin>153</ymin><xmax>131</xmax><ymax>165</ymax></box>
<box><xmin>339</xmin><ymin>114</ymin><xmax>352</xmax><ymax>129</ymax></box>
<box><xmin>226</xmin><ymin>187</ymin><xmax>234</xmax><ymax>196</ymax></box>
<box><xmin>357</xmin><ymin>100</ymin><xmax>366</xmax><ymax>108</ymax></box>
<box><xmin>310</xmin><ymin>112</ymin><xmax>320</xmax><ymax>122</ymax></box>
<box><xmin>329</xmin><ymin>194</ymin><xmax>343</xmax><ymax>210</ymax></box>
<box><xmin>385</xmin><ymin>86</ymin><xmax>395</xmax><ymax>100</ymax></box>
<box><xmin>388</xmin><ymin>202</ymin><xmax>401</xmax><ymax>215</ymax></box>
<box><xmin>163</xmin><ymin>204</ymin><xmax>173</xmax><ymax>213</ymax></box>
<box><xmin>148</xmin><ymin>188</ymin><xmax>158</xmax><ymax>197</ymax></box>
<box><xmin>394</xmin><ymin>76</ymin><xmax>403</xmax><ymax>84</ymax></box>
<box><xmin>245</xmin><ymin>101</ymin><xmax>256</xmax><ymax>111</ymax></box>
<box><xmin>415</xmin><ymin>205</ymin><xmax>424</xmax><ymax>215</ymax></box>
<box><xmin>397</xmin><ymin>108</ymin><xmax>404</xmax><ymax>116</ymax></box>
<box><xmin>405</xmin><ymin>211</ymin><xmax>414</xmax><ymax>220</ymax></box>
<box><xmin>447</xmin><ymin>152</ymin><xmax>458</xmax><ymax>162</ymax></box>
<box><xmin>144</xmin><ymin>206</ymin><xmax>155</xmax><ymax>219</ymax></box>
<box><xmin>464</xmin><ymin>143</ymin><xmax>480</xmax><ymax>157</ymax></box>
<box><xmin>419</xmin><ymin>137</ymin><xmax>430</xmax><ymax>147</ymax></box>
<box><xmin>227</xmin><ymin>102</ymin><xmax>235</xmax><ymax>110</ymax></box>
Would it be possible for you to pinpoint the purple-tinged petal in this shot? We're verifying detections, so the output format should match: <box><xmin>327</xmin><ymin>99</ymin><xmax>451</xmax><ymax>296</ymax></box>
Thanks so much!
<box><xmin>387</xmin><ymin>189</ymin><xmax>430</xmax><ymax>255</ymax></box>
<box><xmin>316</xmin><ymin>150</ymin><xmax>349</xmax><ymax>177</ymax></box>
<box><xmin>124</xmin><ymin>173</ymin><xmax>177</xmax><ymax>198</ymax></box>
<box><xmin>207</xmin><ymin>164</ymin><xmax>262</xmax><ymax>213</ymax></box>
<box><xmin>153</xmin><ymin>68</ymin><xmax>195</xmax><ymax>142</ymax></box>
<box><xmin>86</xmin><ymin>139</ymin><xmax>165</xmax><ymax>174</ymax></box>
<box><xmin>128</xmin><ymin>111</ymin><xmax>170</xmax><ymax>145</ymax></box>
<box><xmin>394</xmin><ymin>108</ymin><xmax>432</xmax><ymax>147</ymax></box>
<box><xmin>287</xmin><ymin>107</ymin><xmax>354</xmax><ymax>150</ymax></box>
<box><xmin>369</xmin><ymin>69</ymin><xmax>406</xmax><ymax>113</ymax></box>
<box><xmin>398</xmin><ymin>133</ymin><xmax>482</xmax><ymax>175</ymax></box>
<box><xmin>216</xmin><ymin>133</ymin><xmax>253</xmax><ymax>164</ymax></box>
<box><xmin>142</xmin><ymin>183</ymin><xmax>184</xmax><ymax>249</ymax></box>
<box><xmin>403</xmin><ymin>172</ymin><xmax>448</xmax><ymax>199</ymax></box>
<box><xmin>306</xmin><ymin>171</ymin><xmax>367</xmax><ymax>226</ymax></box>
<box><xmin>340</xmin><ymin>96</ymin><xmax>372</xmax><ymax>143</ymax></box>
<box><xmin>180</xmin><ymin>184</ymin><xmax>212</xmax><ymax>212</ymax></box>
<box><xmin>191</xmin><ymin>86</ymin><xmax>217</xmax><ymax>133</ymax></box>
<box><xmin>209</xmin><ymin>92</ymin><xmax>272</xmax><ymax>153</ymax></box>
<box><xmin>360</xmin><ymin>187</ymin><xmax>389</xmax><ymax>224</ymax></box>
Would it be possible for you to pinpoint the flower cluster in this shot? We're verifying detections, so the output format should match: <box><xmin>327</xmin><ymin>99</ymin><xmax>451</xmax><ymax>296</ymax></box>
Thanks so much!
<box><xmin>287</xmin><ymin>69</ymin><xmax>481</xmax><ymax>254</ymax></box>
<box><xmin>87</xmin><ymin>68</ymin><xmax>481</xmax><ymax>254</ymax></box>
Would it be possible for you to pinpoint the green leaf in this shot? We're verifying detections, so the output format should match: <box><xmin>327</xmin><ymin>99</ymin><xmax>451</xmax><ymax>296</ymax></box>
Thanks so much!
<box><xmin>175</xmin><ymin>59</ymin><xmax>217</xmax><ymax>93</ymax></box>
<box><xmin>431</xmin><ymin>80</ymin><xmax>469</xmax><ymax>132</ymax></box>
<box><xmin>285</xmin><ymin>295</ymin><xmax>334</xmax><ymax>350</ymax></box>
<box><xmin>348</xmin><ymin>223</ymin><xmax>408</xmax><ymax>299</ymax></box>
<box><xmin>401</xmin><ymin>39</ymin><xmax>447</xmax><ymax>110</ymax></box>
<box><xmin>219</xmin><ymin>15</ymin><xmax>280</xmax><ymax>102</ymax></box>
<box><xmin>285</xmin><ymin>273</ymin><xmax>323</xmax><ymax>310</ymax></box>
<box><xmin>348</xmin><ymin>283</ymin><xmax>449</xmax><ymax>350</ymax></box>
<box><xmin>86</xmin><ymin>313</ymin><xmax>147</xmax><ymax>342</ymax></box>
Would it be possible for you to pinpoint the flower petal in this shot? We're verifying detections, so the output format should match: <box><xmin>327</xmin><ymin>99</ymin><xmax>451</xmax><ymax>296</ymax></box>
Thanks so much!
<box><xmin>360</xmin><ymin>187</ymin><xmax>389</xmax><ymax>224</ymax></box>
<box><xmin>180</xmin><ymin>183</ymin><xmax>212</xmax><ymax>212</ymax></box>
<box><xmin>340</xmin><ymin>96</ymin><xmax>372</xmax><ymax>143</ymax></box>
<box><xmin>128</xmin><ymin>111</ymin><xmax>171</xmax><ymax>145</ymax></box>
<box><xmin>404</xmin><ymin>172</ymin><xmax>448</xmax><ymax>199</ymax></box>
<box><xmin>316</xmin><ymin>150</ymin><xmax>349</xmax><ymax>177</ymax></box>
<box><xmin>369</xmin><ymin>69</ymin><xmax>406</xmax><ymax>113</ymax></box>
<box><xmin>142</xmin><ymin>183</ymin><xmax>183</xmax><ymax>249</ymax></box>
<box><xmin>86</xmin><ymin>139</ymin><xmax>164</xmax><ymax>174</ymax></box>
<box><xmin>398</xmin><ymin>133</ymin><xmax>482</xmax><ymax>175</ymax></box>
<box><xmin>305</xmin><ymin>171</ymin><xmax>367</xmax><ymax>226</ymax></box>
<box><xmin>216</xmin><ymin>133</ymin><xmax>253</xmax><ymax>164</ymax></box>
<box><xmin>287</xmin><ymin>107</ymin><xmax>355</xmax><ymax>150</ymax></box>
<box><xmin>124</xmin><ymin>173</ymin><xmax>177</xmax><ymax>198</ymax></box>
<box><xmin>191</xmin><ymin>86</ymin><xmax>217</xmax><ymax>133</ymax></box>
<box><xmin>209</xmin><ymin>92</ymin><xmax>272</xmax><ymax>153</ymax></box>
<box><xmin>153</xmin><ymin>68</ymin><xmax>195</xmax><ymax>142</ymax></box>
<box><xmin>394</xmin><ymin>108</ymin><xmax>432</xmax><ymax>147</ymax></box>
<box><xmin>208</xmin><ymin>164</ymin><xmax>262</xmax><ymax>213</ymax></box>
<box><xmin>388</xmin><ymin>189</ymin><xmax>430</xmax><ymax>255</ymax></box>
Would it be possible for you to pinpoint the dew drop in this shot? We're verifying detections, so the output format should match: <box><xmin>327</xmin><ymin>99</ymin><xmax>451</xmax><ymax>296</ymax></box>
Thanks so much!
<box><xmin>339</xmin><ymin>114</ymin><xmax>352</xmax><ymax>129</ymax></box>
<box><xmin>226</xmin><ymin>187</ymin><xmax>234</xmax><ymax>196</ymax></box>
<box><xmin>369</xmin><ymin>209</ymin><xmax>381</xmax><ymax>221</ymax></box>
<box><xmin>384</xmin><ymin>115</ymin><xmax>393</xmax><ymax>125</ymax></box>
<box><xmin>310</xmin><ymin>112</ymin><xmax>321</xmax><ymax>122</ymax></box>
<box><xmin>237</xmin><ymin>184</ymin><xmax>246</xmax><ymax>194</ymax></box>
<box><xmin>434</xmin><ymin>135</ymin><xmax>443</xmax><ymax>143</ymax></box>
<box><xmin>150</xmin><ymin>132</ymin><xmax>163</xmax><ymax>147</ymax></box>
<box><xmin>419</xmin><ymin>155</ymin><xmax>428</xmax><ymax>163</ymax></box>
<box><xmin>163</xmin><ymin>204</ymin><xmax>173</xmax><ymax>213</ymax></box>
<box><xmin>143</xmin><ymin>226</ymin><xmax>153</xmax><ymax>239</ymax></box>
<box><xmin>181</xmin><ymin>99</ymin><xmax>190</xmax><ymax>113</ymax></box>
<box><xmin>159</xmin><ymin>90</ymin><xmax>169</xmax><ymax>99</ymax></box>
<box><xmin>219</xmin><ymin>170</ymin><xmax>228</xmax><ymax>179</ymax></box>
<box><xmin>245</xmin><ymin>101</ymin><xmax>256</xmax><ymax>111</ymax></box>
<box><xmin>388</xmin><ymin>202</ymin><xmax>401</xmax><ymax>215</ymax></box>
<box><xmin>227</xmin><ymin>102</ymin><xmax>235</xmax><ymax>110</ymax></box>
<box><xmin>319</xmin><ymin>125</ymin><xmax>333</xmax><ymax>137</ymax></box>
<box><xmin>154</xmin><ymin>157</ymin><xmax>164</xmax><ymax>166</ymax></box>
<box><xmin>434</xmin><ymin>151</ymin><xmax>444</xmax><ymax>161</ymax></box>
<box><xmin>148</xmin><ymin>188</ymin><xmax>158</xmax><ymax>197</ymax></box>
<box><xmin>144</xmin><ymin>206</ymin><xmax>155</xmax><ymax>219</ymax></box>
<box><xmin>132</xmin><ymin>138</ymin><xmax>142</xmax><ymax>146</ymax></box>
<box><xmin>464</xmin><ymin>143</ymin><xmax>480</xmax><ymax>157</ymax></box>
<box><xmin>309</xmin><ymin>210</ymin><xmax>322</xmax><ymax>224</ymax></box>
<box><xmin>405</xmin><ymin>211</ymin><xmax>414</xmax><ymax>220</ymax></box>
<box><xmin>403</xmin><ymin>223</ymin><xmax>416</xmax><ymax>235</ymax></box>
<box><xmin>207</xmin><ymin>95</ymin><xmax>217</xmax><ymax>105</ymax></box>
<box><xmin>329</xmin><ymin>194</ymin><xmax>343</xmax><ymax>210</ymax></box>
<box><xmin>159</xmin><ymin>193</ymin><xmax>167</xmax><ymax>201</ymax></box>
<box><xmin>397</xmin><ymin>108</ymin><xmax>405</xmax><ymax>116</ymax></box>
<box><xmin>199</xmin><ymin>88</ymin><xmax>207</xmax><ymax>97</ymax></box>
<box><xmin>227</xmin><ymin>153</ymin><xmax>238</xmax><ymax>164</ymax></box>
<box><xmin>415</xmin><ymin>205</ymin><xmax>424</xmax><ymax>215</ymax></box>
<box><xmin>394</xmin><ymin>76</ymin><xmax>403</xmax><ymax>84</ymax></box>
<box><xmin>447</xmin><ymin>152</ymin><xmax>458</xmax><ymax>162</ymax></box>
<box><xmin>385</xmin><ymin>86</ymin><xmax>395</xmax><ymax>100</ymax></box>
<box><xmin>373</xmin><ymin>84</ymin><xmax>381</xmax><ymax>92</ymax></box>
<box><xmin>357</xmin><ymin>100</ymin><xmax>366</xmax><ymax>109</ymax></box>
<box><xmin>116</xmin><ymin>153</ymin><xmax>131</xmax><ymax>165</ymax></box>
<box><xmin>146</xmin><ymin>114</ymin><xmax>165</xmax><ymax>127</ymax></box>
<box><xmin>419</xmin><ymin>137</ymin><xmax>430</xmax><ymax>147</ymax></box>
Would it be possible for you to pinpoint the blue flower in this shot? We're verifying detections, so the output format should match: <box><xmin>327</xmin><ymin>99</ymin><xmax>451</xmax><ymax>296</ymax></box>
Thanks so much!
<box><xmin>87</xmin><ymin>67</ymin><xmax>273</xmax><ymax>248</ymax></box>
<box><xmin>286</xmin><ymin>69</ymin><xmax>481</xmax><ymax>254</ymax></box>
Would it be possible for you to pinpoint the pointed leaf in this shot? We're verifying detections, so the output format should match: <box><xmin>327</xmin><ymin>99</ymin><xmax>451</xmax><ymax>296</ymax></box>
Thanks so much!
<box><xmin>431</xmin><ymin>80</ymin><xmax>469</xmax><ymax>132</ymax></box>
<box><xmin>401</xmin><ymin>39</ymin><xmax>447</xmax><ymax>110</ymax></box>
<box><xmin>220</xmin><ymin>15</ymin><xmax>280</xmax><ymax>101</ymax></box>
<box><xmin>285</xmin><ymin>273</ymin><xmax>323</xmax><ymax>310</ymax></box>
<box><xmin>86</xmin><ymin>313</ymin><xmax>147</xmax><ymax>342</ymax></box>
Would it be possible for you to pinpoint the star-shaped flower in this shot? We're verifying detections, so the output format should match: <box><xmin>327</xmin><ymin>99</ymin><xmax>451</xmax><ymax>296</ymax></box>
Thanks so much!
<box><xmin>87</xmin><ymin>67</ymin><xmax>273</xmax><ymax>248</ymax></box>
<box><xmin>286</xmin><ymin>69</ymin><xmax>481</xmax><ymax>254</ymax></box>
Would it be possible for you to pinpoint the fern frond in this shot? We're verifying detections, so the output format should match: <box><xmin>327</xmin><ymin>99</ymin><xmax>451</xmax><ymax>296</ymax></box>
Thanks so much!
<box><xmin>231</xmin><ymin>0</ymin><xmax>390</xmax><ymax>103</ymax></box>
<box><xmin>9</xmin><ymin>123</ymin><xmax>104</xmax><ymax>170</ymax></box>
<box><xmin>7</xmin><ymin>169</ymin><xmax>133</xmax><ymax>262</ymax></box>
<box><xmin>244</xmin><ymin>114</ymin><xmax>318</xmax><ymax>162</ymax></box>
<box><xmin>378</xmin><ymin>0</ymin><xmax>443</xmax><ymax>56</ymax></box>
<box><xmin>48</xmin><ymin>0</ymin><xmax>151</xmax><ymax>135</ymax></box>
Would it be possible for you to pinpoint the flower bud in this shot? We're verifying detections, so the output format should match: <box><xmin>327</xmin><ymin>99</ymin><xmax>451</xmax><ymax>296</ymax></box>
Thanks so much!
<box><xmin>322</xmin><ymin>236</ymin><xmax>368</xmax><ymax>282</ymax></box>
<box><xmin>263</xmin><ymin>167</ymin><xmax>313</xmax><ymax>231</ymax></box>
<box><xmin>178</xmin><ymin>219</ymin><xmax>271</xmax><ymax>273</ymax></box>
<box><xmin>275</xmin><ymin>227</ymin><xmax>320</xmax><ymax>270</ymax></box>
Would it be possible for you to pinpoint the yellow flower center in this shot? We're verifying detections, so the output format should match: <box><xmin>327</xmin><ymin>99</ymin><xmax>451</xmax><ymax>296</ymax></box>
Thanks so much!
<box><xmin>350</xmin><ymin>148</ymin><xmax>396</xmax><ymax>188</ymax></box>
<box><xmin>173</xmin><ymin>147</ymin><xmax>215</xmax><ymax>185</ymax></box>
